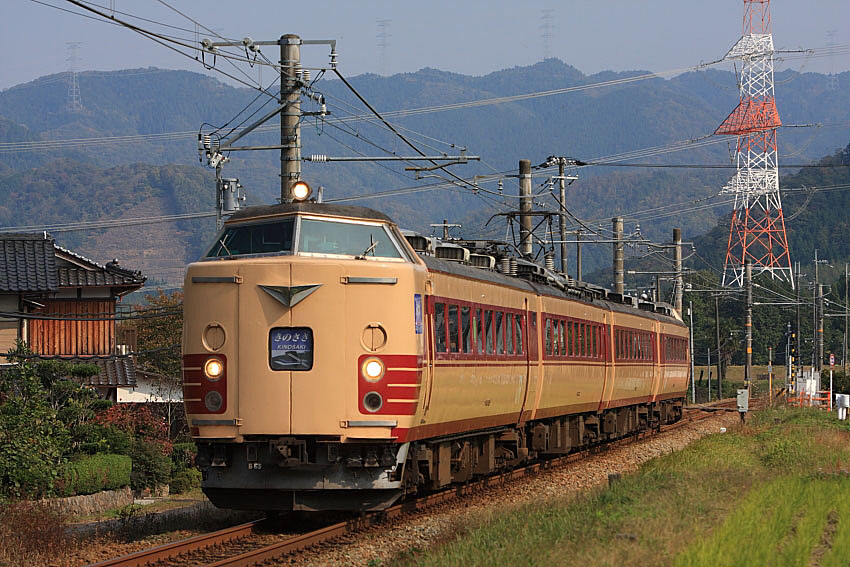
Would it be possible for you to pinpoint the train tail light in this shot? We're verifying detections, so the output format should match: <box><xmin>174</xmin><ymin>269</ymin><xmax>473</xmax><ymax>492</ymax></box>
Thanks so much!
<box><xmin>363</xmin><ymin>391</ymin><xmax>383</xmax><ymax>413</ymax></box>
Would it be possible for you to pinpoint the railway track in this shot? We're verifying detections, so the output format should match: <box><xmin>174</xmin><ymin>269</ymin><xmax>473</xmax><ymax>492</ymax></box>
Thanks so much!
<box><xmin>89</xmin><ymin>398</ymin><xmax>742</xmax><ymax>567</ymax></box>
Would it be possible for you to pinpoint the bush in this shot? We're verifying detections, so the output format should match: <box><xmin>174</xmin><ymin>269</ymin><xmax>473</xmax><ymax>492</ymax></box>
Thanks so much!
<box><xmin>75</xmin><ymin>423</ymin><xmax>132</xmax><ymax>455</ymax></box>
<box><xmin>169</xmin><ymin>468</ymin><xmax>202</xmax><ymax>494</ymax></box>
<box><xmin>170</xmin><ymin>442</ymin><xmax>197</xmax><ymax>472</ymax></box>
<box><xmin>130</xmin><ymin>439</ymin><xmax>171</xmax><ymax>491</ymax></box>
<box><xmin>55</xmin><ymin>453</ymin><xmax>131</xmax><ymax>497</ymax></box>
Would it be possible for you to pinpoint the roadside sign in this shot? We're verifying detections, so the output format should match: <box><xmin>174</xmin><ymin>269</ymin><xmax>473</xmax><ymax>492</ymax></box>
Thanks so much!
<box><xmin>830</xmin><ymin>353</ymin><xmax>835</xmax><ymax>367</ymax></box>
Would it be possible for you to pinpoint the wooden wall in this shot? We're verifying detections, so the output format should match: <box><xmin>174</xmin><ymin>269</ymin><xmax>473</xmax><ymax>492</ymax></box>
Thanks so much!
<box><xmin>29</xmin><ymin>299</ymin><xmax>116</xmax><ymax>356</ymax></box>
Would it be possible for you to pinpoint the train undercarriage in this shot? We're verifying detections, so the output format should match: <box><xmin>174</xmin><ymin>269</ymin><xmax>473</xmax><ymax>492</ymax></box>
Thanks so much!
<box><xmin>197</xmin><ymin>398</ymin><xmax>683</xmax><ymax>513</ymax></box>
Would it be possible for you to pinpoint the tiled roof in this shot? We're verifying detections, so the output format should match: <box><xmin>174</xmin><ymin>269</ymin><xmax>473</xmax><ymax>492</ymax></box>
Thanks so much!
<box><xmin>63</xmin><ymin>355</ymin><xmax>137</xmax><ymax>387</ymax></box>
<box><xmin>0</xmin><ymin>232</ymin><xmax>58</xmax><ymax>292</ymax></box>
<box><xmin>0</xmin><ymin>233</ymin><xmax>145</xmax><ymax>292</ymax></box>
<box><xmin>58</xmin><ymin>267</ymin><xmax>146</xmax><ymax>288</ymax></box>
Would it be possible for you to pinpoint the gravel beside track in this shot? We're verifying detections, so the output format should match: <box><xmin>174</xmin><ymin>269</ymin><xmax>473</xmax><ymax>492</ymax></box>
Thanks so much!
<box><xmin>292</xmin><ymin>410</ymin><xmax>742</xmax><ymax>567</ymax></box>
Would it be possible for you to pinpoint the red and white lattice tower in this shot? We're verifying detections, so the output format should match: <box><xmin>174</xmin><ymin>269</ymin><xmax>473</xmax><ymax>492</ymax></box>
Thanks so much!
<box><xmin>715</xmin><ymin>0</ymin><xmax>793</xmax><ymax>288</ymax></box>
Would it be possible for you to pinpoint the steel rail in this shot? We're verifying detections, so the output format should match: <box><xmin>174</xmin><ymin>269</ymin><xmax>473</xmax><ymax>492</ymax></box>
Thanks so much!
<box><xmin>85</xmin><ymin>519</ymin><xmax>263</xmax><ymax>567</ymax></box>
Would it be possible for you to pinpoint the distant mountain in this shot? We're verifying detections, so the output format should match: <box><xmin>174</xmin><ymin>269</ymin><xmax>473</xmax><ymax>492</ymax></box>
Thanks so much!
<box><xmin>1</xmin><ymin>61</ymin><xmax>849</xmax><ymax>283</ymax></box>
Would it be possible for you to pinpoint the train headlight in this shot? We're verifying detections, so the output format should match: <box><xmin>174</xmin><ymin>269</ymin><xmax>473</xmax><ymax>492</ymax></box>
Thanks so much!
<box><xmin>361</xmin><ymin>357</ymin><xmax>385</xmax><ymax>382</ymax></box>
<box><xmin>363</xmin><ymin>391</ymin><xmax>383</xmax><ymax>413</ymax></box>
<box><xmin>291</xmin><ymin>181</ymin><xmax>312</xmax><ymax>201</ymax></box>
<box><xmin>204</xmin><ymin>357</ymin><xmax>224</xmax><ymax>381</ymax></box>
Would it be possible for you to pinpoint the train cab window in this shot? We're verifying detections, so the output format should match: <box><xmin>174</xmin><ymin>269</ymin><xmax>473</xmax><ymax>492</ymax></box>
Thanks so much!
<box><xmin>507</xmin><ymin>314</ymin><xmax>515</xmax><ymax>355</ymax></box>
<box><xmin>448</xmin><ymin>305</ymin><xmax>459</xmax><ymax>353</ymax></box>
<box><xmin>485</xmin><ymin>310</ymin><xmax>494</xmax><ymax>355</ymax></box>
<box><xmin>207</xmin><ymin>218</ymin><xmax>295</xmax><ymax>257</ymax></box>
<box><xmin>545</xmin><ymin>319</ymin><xmax>552</xmax><ymax>356</ymax></box>
<box><xmin>461</xmin><ymin>306</ymin><xmax>472</xmax><ymax>354</ymax></box>
<box><xmin>435</xmin><ymin>302</ymin><xmax>447</xmax><ymax>352</ymax></box>
<box><xmin>567</xmin><ymin>322</ymin><xmax>573</xmax><ymax>357</ymax></box>
<box><xmin>515</xmin><ymin>316</ymin><xmax>524</xmax><ymax>355</ymax></box>
<box><xmin>298</xmin><ymin>218</ymin><xmax>403</xmax><ymax>259</ymax></box>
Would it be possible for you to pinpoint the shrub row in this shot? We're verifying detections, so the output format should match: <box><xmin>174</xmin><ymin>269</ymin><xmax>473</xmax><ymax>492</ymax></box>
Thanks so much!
<box><xmin>54</xmin><ymin>454</ymin><xmax>131</xmax><ymax>497</ymax></box>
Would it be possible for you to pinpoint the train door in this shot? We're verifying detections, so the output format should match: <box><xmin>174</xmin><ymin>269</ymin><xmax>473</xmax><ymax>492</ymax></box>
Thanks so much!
<box><xmin>599</xmin><ymin>312</ymin><xmax>616</xmax><ymax>411</ymax></box>
<box><xmin>517</xmin><ymin>298</ymin><xmax>541</xmax><ymax>425</ymax></box>
<box><xmin>648</xmin><ymin>321</ymin><xmax>662</xmax><ymax>402</ymax></box>
<box><xmin>421</xmin><ymin>294</ymin><xmax>436</xmax><ymax>420</ymax></box>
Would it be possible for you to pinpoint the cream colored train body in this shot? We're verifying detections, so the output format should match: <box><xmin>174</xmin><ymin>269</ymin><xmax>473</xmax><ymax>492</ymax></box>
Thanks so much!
<box><xmin>183</xmin><ymin>202</ymin><xmax>689</xmax><ymax>512</ymax></box>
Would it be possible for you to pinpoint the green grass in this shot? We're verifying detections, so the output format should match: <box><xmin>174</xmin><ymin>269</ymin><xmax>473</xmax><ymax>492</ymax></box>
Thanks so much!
<box><xmin>389</xmin><ymin>408</ymin><xmax>850</xmax><ymax>567</ymax></box>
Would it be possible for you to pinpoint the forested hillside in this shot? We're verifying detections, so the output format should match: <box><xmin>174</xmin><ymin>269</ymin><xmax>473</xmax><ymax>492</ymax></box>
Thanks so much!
<box><xmin>1</xmin><ymin>61</ymin><xmax>848</xmax><ymax>283</ymax></box>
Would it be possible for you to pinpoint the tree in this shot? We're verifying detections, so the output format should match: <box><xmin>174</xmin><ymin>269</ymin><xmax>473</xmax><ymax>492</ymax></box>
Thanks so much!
<box><xmin>133</xmin><ymin>290</ymin><xmax>185</xmax><ymax>438</ymax></box>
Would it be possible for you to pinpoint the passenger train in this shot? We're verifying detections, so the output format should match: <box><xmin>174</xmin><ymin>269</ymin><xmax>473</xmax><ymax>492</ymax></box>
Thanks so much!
<box><xmin>182</xmin><ymin>197</ymin><xmax>689</xmax><ymax>512</ymax></box>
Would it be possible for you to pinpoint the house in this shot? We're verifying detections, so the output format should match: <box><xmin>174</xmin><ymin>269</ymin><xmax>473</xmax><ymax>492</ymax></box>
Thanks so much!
<box><xmin>0</xmin><ymin>232</ymin><xmax>146</xmax><ymax>400</ymax></box>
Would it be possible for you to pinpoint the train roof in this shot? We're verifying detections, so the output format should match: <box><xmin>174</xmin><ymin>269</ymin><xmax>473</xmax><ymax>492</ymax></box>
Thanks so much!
<box><xmin>421</xmin><ymin>255</ymin><xmax>684</xmax><ymax>326</ymax></box>
<box><xmin>226</xmin><ymin>202</ymin><xmax>394</xmax><ymax>224</ymax></box>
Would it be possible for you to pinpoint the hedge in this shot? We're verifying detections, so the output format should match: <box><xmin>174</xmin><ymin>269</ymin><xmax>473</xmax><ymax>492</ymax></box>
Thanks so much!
<box><xmin>55</xmin><ymin>454</ymin><xmax>131</xmax><ymax>497</ymax></box>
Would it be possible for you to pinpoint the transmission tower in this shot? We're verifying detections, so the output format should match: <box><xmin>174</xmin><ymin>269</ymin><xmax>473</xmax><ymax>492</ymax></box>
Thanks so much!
<box><xmin>715</xmin><ymin>0</ymin><xmax>792</xmax><ymax>289</ymax></box>
<box><xmin>376</xmin><ymin>19</ymin><xmax>391</xmax><ymax>76</ymax></box>
<box><xmin>540</xmin><ymin>9</ymin><xmax>554</xmax><ymax>60</ymax></box>
<box><xmin>65</xmin><ymin>42</ymin><xmax>83</xmax><ymax>113</ymax></box>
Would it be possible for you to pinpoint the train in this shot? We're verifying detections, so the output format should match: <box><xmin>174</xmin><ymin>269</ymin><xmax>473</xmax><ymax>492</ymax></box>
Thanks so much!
<box><xmin>182</xmin><ymin>194</ymin><xmax>690</xmax><ymax>512</ymax></box>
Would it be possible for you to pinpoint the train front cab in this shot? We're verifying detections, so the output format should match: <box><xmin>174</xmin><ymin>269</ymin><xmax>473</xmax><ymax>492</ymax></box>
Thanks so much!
<box><xmin>182</xmin><ymin>204</ymin><xmax>428</xmax><ymax>511</ymax></box>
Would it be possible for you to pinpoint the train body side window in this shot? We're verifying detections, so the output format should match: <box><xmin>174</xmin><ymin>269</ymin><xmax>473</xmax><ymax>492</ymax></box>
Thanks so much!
<box><xmin>495</xmin><ymin>312</ymin><xmax>505</xmax><ymax>355</ymax></box>
<box><xmin>507</xmin><ymin>314</ymin><xmax>515</xmax><ymax>355</ymax></box>
<box><xmin>516</xmin><ymin>315</ymin><xmax>524</xmax><ymax>355</ymax></box>
<box><xmin>545</xmin><ymin>318</ymin><xmax>552</xmax><ymax>356</ymax></box>
<box><xmin>485</xmin><ymin>310</ymin><xmax>494</xmax><ymax>355</ymax></box>
<box><xmin>476</xmin><ymin>308</ymin><xmax>483</xmax><ymax>354</ymax></box>
<box><xmin>435</xmin><ymin>302</ymin><xmax>446</xmax><ymax>352</ymax></box>
<box><xmin>448</xmin><ymin>304</ymin><xmax>459</xmax><ymax>353</ymax></box>
<box><xmin>461</xmin><ymin>306</ymin><xmax>472</xmax><ymax>354</ymax></box>
<box><xmin>592</xmin><ymin>325</ymin><xmax>598</xmax><ymax>358</ymax></box>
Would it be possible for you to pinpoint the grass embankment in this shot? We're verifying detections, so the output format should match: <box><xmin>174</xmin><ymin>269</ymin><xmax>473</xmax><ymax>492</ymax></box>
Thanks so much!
<box><xmin>390</xmin><ymin>408</ymin><xmax>850</xmax><ymax>567</ymax></box>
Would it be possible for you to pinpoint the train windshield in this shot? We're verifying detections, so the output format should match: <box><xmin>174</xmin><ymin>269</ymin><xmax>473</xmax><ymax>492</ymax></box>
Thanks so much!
<box><xmin>298</xmin><ymin>218</ymin><xmax>403</xmax><ymax>259</ymax></box>
<box><xmin>207</xmin><ymin>218</ymin><xmax>295</xmax><ymax>257</ymax></box>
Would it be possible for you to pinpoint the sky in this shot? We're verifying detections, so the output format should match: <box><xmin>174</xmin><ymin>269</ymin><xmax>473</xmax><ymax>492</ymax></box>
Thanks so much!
<box><xmin>3</xmin><ymin>0</ymin><xmax>850</xmax><ymax>92</ymax></box>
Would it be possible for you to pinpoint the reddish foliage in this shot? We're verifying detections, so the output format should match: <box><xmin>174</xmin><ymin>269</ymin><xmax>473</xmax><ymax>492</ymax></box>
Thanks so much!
<box><xmin>95</xmin><ymin>404</ymin><xmax>173</xmax><ymax>454</ymax></box>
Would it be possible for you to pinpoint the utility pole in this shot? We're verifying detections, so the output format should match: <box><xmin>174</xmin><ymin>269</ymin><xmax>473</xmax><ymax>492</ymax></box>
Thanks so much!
<box><xmin>673</xmin><ymin>228</ymin><xmax>683</xmax><ymax>317</ymax></box>
<box><xmin>745</xmin><ymin>260</ymin><xmax>753</xmax><ymax>391</ymax></box>
<box><xmin>689</xmin><ymin>301</ymin><xmax>695</xmax><ymax>404</ymax></box>
<box><xmin>280</xmin><ymin>34</ymin><xmax>302</xmax><ymax>202</ymax></box>
<box><xmin>613</xmin><ymin>217</ymin><xmax>624</xmax><ymax>296</ymax></box>
<box><xmin>715</xmin><ymin>295</ymin><xmax>723</xmax><ymax>398</ymax></box>
<box><xmin>519</xmin><ymin>159</ymin><xmax>533</xmax><ymax>257</ymax></box>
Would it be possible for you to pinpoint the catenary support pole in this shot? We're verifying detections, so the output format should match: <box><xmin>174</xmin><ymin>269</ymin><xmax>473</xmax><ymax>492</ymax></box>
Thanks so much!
<box><xmin>715</xmin><ymin>295</ymin><xmax>723</xmax><ymax>399</ymax></box>
<box><xmin>519</xmin><ymin>159</ymin><xmax>533</xmax><ymax>257</ymax></box>
<box><xmin>689</xmin><ymin>301</ymin><xmax>695</xmax><ymax>404</ymax></box>
<box><xmin>673</xmin><ymin>228</ymin><xmax>683</xmax><ymax>317</ymax></box>
<box><xmin>707</xmin><ymin>347</ymin><xmax>712</xmax><ymax>403</ymax></box>
<box><xmin>280</xmin><ymin>34</ymin><xmax>302</xmax><ymax>202</ymax></box>
<box><xmin>613</xmin><ymin>217</ymin><xmax>624</xmax><ymax>296</ymax></box>
<box><xmin>558</xmin><ymin>160</ymin><xmax>568</xmax><ymax>275</ymax></box>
